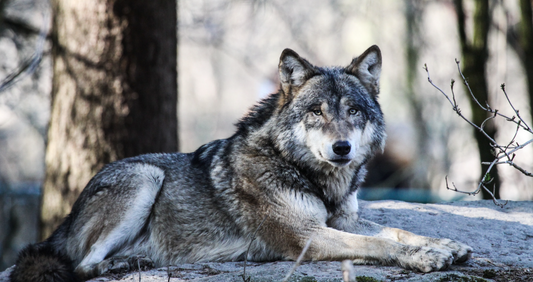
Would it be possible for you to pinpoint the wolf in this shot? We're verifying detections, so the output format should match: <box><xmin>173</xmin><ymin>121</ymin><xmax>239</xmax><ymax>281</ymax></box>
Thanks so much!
<box><xmin>10</xmin><ymin>45</ymin><xmax>472</xmax><ymax>282</ymax></box>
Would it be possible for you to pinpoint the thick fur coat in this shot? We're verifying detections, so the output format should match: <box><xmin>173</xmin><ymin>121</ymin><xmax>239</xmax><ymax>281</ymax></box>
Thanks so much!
<box><xmin>11</xmin><ymin>46</ymin><xmax>471</xmax><ymax>282</ymax></box>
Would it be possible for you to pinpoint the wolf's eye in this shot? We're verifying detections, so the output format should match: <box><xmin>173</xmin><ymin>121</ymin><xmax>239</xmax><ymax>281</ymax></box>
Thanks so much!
<box><xmin>313</xmin><ymin>109</ymin><xmax>323</xmax><ymax>116</ymax></box>
<box><xmin>348</xmin><ymin>108</ymin><xmax>358</xmax><ymax>115</ymax></box>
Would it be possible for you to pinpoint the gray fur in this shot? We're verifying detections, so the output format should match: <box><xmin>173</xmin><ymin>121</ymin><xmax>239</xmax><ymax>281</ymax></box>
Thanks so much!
<box><xmin>11</xmin><ymin>46</ymin><xmax>472</xmax><ymax>282</ymax></box>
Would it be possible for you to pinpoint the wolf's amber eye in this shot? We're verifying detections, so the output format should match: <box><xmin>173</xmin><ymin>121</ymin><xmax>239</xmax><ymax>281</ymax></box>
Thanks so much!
<box><xmin>349</xmin><ymin>108</ymin><xmax>358</xmax><ymax>115</ymax></box>
<box><xmin>313</xmin><ymin>109</ymin><xmax>322</xmax><ymax>116</ymax></box>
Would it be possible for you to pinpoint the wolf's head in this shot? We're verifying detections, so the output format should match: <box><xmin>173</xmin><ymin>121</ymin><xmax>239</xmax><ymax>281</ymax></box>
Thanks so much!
<box><xmin>273</xmin><ymin>46</ymin><xmax>386</xmax><ymax>171</ymax></box>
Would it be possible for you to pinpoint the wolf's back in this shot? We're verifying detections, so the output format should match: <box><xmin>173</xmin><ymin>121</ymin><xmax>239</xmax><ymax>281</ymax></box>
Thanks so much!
<box><xmin>9</xmin><ymin>242</ymin><xmax>80</xmax><ymax>282</ymax></box>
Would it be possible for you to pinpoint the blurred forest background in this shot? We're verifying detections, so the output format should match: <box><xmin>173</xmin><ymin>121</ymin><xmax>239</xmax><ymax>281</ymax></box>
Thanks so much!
<box><xmin>1</xmin><ymin>0</ymin><xmax>533</xmax><ymax>271</ymax></box>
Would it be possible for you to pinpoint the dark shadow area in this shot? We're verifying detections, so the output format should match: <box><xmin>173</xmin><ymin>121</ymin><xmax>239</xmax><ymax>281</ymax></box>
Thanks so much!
<box><xmin>0</xmin><ymin>182</ymin><xmax>40</xmax><ymax>271</ymax></box>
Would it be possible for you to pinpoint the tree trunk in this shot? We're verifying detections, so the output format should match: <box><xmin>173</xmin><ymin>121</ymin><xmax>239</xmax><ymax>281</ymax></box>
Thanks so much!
<box><xmin>506</xmin><ymin>1</ymin><xmax>533</xmax><ymax>181</ymax></box>
<box><xmin>454</xmin><ymin>0</ymin><xmax>500</xmax><ymax>199</ymax></box>
<box><xmin>405</xmin><ymin>0</ymin><xmax>431</xmax><ymax>189</ymax></box>
<box><xmin>518</xmin><ymin>0</ymin><xmax>533</xmax><ymax>129</ymax></box>
<box><xmin>41</xmin><ymin>0</ymin><xmax>177</xmax><ymax>239</ymax></box>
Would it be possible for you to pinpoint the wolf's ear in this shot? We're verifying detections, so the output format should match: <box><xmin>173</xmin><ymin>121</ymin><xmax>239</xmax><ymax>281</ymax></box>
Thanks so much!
<box><xmin>278</xmin><ymin>48</ymin><xmax>316</xmax><ymax>96</ymax></box>
<box><xmin>346</xmin><ymin>45</ymin><xmax>382</xmax><ymax>96</ymax></box>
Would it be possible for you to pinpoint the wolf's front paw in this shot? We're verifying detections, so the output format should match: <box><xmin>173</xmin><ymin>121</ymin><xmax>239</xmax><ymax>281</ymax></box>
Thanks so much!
<box><xmin>400</xmin><ymin>246</ymin><xmax>453</xmax><ymax>273</ymax></box>
<box><xmin>434</xmin><ymin>239</ymin><xmax>472</xmax><ymax>264</ymax></box>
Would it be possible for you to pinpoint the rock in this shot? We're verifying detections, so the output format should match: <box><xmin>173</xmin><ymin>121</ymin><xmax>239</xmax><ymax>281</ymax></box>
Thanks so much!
<box><xmin>1</xmin><ymin>200</ymin><xmax>532</xmax><ymax>281</ymax></box>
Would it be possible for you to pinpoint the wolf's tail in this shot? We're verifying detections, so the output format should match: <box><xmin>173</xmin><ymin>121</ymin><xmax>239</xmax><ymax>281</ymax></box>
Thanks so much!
<box><xmin>9</xmin><ymin>243</ymin><xmax>80</xmax><ymax>282</ymax></box>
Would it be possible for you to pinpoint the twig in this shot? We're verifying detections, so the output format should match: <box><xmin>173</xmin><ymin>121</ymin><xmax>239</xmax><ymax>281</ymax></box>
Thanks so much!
<box><xmin>241</xmin><ymin>216</ymin><xmax>268</xmax><ymax>282</ymax></box>
<box><xmin>501</xmin><ymin>84</ymin><xmax>531</xmax><ymax>130</ymax></box>
<box><xmin>138</xmin><ymin>258</ymin><xmax>141</xmax><ymax>282</ymax></box>
<box><xmin>445</xmin><ymin>175</ymin><xmax>474</xmax><ymax>196</ymax></box>
<box><xmin>341</xmin><ymin>260</ymin><xmax>356</xmax><ymax>282</ymax></box>
<box><xmin>425</xmin><ymin>61</ymin><xmax>533</xmax><ymax>207</ymax></box>
<box><xmin>425</xmin><ymin>64</ymin><xmax>493</xmax><ymax>140</ymax></box>
<box><xmin>282</xmin><ymin>236</ymin><xmax>314</xmax><ymax>282</ymax></box>
<box><xmin>424</xmin><ymin>64</ymin><xmax>456</xmax><ymax>108</ymax></box>
<box><xmin>455</xmin><ymin>59</ymin><xmax>487</xmax><ymax>111</ymax></box>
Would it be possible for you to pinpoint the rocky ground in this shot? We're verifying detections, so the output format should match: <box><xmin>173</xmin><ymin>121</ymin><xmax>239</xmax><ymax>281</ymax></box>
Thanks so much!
<box><xmin>1</xmin><ymin>199</ymin><xmax>532</xmax><ymax>281</ymax></box>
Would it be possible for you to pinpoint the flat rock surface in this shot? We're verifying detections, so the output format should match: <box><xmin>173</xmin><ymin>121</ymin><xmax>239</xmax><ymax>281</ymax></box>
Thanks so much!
<box><xmin>1</xmin><ymin>200</ymin><xmax>532</xmax><ymax>281</ymax></box>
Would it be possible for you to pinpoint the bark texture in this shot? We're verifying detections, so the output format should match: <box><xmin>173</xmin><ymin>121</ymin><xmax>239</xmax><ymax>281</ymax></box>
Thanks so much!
<box><xmin>41</xmin><ymin>0</ymin><xmax>177</xmax><ymax>239</ymax></box>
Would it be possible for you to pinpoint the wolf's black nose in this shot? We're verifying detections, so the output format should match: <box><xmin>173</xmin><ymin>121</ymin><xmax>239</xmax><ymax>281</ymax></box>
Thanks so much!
<box><xmin>332</xmin><ymin>141</ymin><xmax>351</xmax><ymax>156</ymax></box>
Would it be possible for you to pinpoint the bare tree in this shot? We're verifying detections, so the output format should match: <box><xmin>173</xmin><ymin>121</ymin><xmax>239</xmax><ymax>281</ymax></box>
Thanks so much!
<box><xmin>425</xmin><ymin>61</ymin><xmax>532</xmax><ymax>206</ymax></box>
<box><xmin>41</xmin><ymin>0</ymin><xmax>178</xmax><ymax>239</ymax></box>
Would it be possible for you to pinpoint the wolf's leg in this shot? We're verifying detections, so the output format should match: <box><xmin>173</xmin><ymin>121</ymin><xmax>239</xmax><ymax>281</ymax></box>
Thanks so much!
<box><xmin>329</xmin><ymin>211</ymin><xmax>472</xmax><ymax>264</ymax></box>
<box><xmin>353</xmin><ymin>218</ymin><xmax>472</xmax><ymax>263</ymax></box>
<box><xmin>73</xmin><ymin>164</ymin><xmax>165</xmax><ymax>280</ymax></box>
<box><xmin>301</xmin><ymin>226</ymin><xmax>454</xmax><ymax>273</ymax></box>
<box><xmin>260</xmin><ymin>192</ymin><xmax>452</xmax><ymax>273</ymax></box>
<box><xmin>325</xmin><ymin>193</ymin><xmax>472</xmax><ymax>264</ymax></box>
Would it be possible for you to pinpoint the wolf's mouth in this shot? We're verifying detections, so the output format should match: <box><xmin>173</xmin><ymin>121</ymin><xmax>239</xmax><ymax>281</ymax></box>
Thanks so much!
<box><xmin>329</xmin><ymin>159</ymin><xmax>351</xmax><ymax>165</ymax></box>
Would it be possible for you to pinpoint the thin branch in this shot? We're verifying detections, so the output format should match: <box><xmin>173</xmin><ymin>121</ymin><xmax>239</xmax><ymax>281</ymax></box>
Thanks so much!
<box><xmin>501</xmin><ymin>121</ymin><xmax>521</xmax><ymax>156</ymax></box>
<box><xmin>497</xmin><ymin>138</ymin><xmax>533</xmax><ymax>159</ymax></box>
<box><xmin>282</xmin><ymin>236</ymin><xmax>314</xmax><ymax>282</ymax></box>
<box><xmin>484</xmin><ymin>160</ymin><xmax>533</xmax><ymax>176</ymax></box>
<box><xmin>425</xmin><ymin>64</ymin><xmax>501</xmax><ymax>147</ymax></box>
<box><xmin>445</xmin><ymin>175</ymin><xmax>476</xmax><ymax>196</ymax></box>
<box><xmin>506</xmin><ymin>161</ymin><xmax>533</xmax><ymax>176</ymax></box>
<box><xmin>424</xmin><ymin>64</ymin><xmax>456</xmax><ymax>108</ymax></box>
<box><xmin>479</xmin><ymin>111</ymin><xmax>498</xmax><ymax>132</ymax></box>
<box><xmin>341</xmin><ymin>260</ymin><xmax>356</xmax><ymax>282</ymax></box>
<box><xmin>453</xmin><ymin>61</ymin><xmax>531</xmax><ymax>132</ymax></box>
<box><xmin>241</xmin><ymin>216</ymin><xmax>268</xmax><ymax>282</ymax></box>
<box><xmin>501</xmin><ymin>84</ymin><xmax>531</xmax><ymax>130</ymax></box>
<box><xmin>138</xmin><ymin>258</ymin><xmax>142</xmax><ymax>282</ymax></box>
<box><xmin>426</xmin><ymin>61</ymin><xmax>533</xmax><ymax>207</ymax></box>
<box><xmin>455</xmin><ymin>59</ymin><xmax>489</xmax><ymax>111</ymax></box>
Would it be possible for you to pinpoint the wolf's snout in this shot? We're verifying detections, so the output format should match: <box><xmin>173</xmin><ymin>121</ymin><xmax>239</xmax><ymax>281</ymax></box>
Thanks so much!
<box><xmin>332</xmin><ymin>141</ymin><xmax>351</xmax><ymax>156</ymax></box>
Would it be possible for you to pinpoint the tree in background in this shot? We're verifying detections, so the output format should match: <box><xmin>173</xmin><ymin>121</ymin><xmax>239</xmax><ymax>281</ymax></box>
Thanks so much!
<box><xmin>453</xmin><ymin>0</ymin><xmax>500</xmax><ymax>199</ymax></box>
<box><xmin>404</xmin><ymin>0</ymin><xmax>431</xmax><ymax>189</ymax></box>
<box><xmin>507</xmin><ymin>0</ymin><xmax>533</xmax><ymax>125</ymax></box>
<box><xmin>41</xmin><ymin>0</ymin><xmax>178</xmax><ymax>239</ymax></box>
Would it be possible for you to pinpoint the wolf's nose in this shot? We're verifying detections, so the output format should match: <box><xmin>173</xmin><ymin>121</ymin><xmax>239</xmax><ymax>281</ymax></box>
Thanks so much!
<box><xmin>332</xmin><ymin>141</ymin><xmax>351</xmax><ymax>156</ymax></box>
